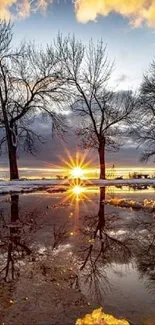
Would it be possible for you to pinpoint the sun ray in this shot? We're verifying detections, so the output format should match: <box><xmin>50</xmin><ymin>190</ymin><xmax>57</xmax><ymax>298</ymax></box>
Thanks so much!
<box><xmin>58</xmin><ymin>149</ymin><xmax>95</xmax><ymax>180</ymax></box>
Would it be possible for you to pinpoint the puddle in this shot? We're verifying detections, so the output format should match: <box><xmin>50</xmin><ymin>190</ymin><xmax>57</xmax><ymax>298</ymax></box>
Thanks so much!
<box><xmin>0</xmin><ymin>185</ymin><xmax>155</xmax><ymax>324</ymax></box>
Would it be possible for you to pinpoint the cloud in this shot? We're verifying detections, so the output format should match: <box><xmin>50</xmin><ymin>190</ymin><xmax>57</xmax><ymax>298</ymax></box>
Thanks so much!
<box><xmin>1</xmin><ymin>0</ymin><xmax>155</xmax><ymax>28</ymax></box>
<box><xmin>0</xmin><ymin>0</ymin><xmax>15</xmax><ymax>20</ymax></box>
<box><xmin>74</xmin><ymin>0</ymin><xmax>155</xmax><ymax>27</ymax></box>
<box><xmin>115</xmin><ymin>74</ymin><xmax>129</xmax><ymax>83</ymax></box>
<box><xmin>0</xmin><ymin>0</ymin><xmax>52</xmax><ymax>20</ymax></box>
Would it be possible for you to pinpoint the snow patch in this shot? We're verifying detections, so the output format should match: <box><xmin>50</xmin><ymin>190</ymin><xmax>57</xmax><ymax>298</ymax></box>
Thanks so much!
<box><xmin>105</xmin><ymin>197</ymin><xmax>155</xmax><ymax>212</ymax></box>
<box><xmin>0</xmin><ymin>178</ymin><xmax>155</xmax><ymax>194</ymax></box>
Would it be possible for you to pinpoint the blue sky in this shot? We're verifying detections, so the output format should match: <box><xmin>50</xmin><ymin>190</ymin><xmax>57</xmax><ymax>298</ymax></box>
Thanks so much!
<box><xmin>12</xmin><ymin>1</ymin><xmax>155</xmax><ymax>90</ymax></box>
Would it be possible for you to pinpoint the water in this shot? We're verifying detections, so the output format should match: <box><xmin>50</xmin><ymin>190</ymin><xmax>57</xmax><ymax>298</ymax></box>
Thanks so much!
<box><xmin>0</xmin><ymin>185</ymin><xmax>155</xmax><ymax>324</ymax></box>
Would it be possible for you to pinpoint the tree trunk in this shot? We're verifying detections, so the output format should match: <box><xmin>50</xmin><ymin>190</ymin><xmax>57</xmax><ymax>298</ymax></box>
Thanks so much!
<box><xmin>2</xmin><ymin>104</ymin><xmax>19</xmax><ymax>180</ymax></box>
<box><xmin>98</xmin><ymin>143</ymin><xmax>105</xmax><ymax>179</ymax></box>
<box><xmin>98</xmin><ymin>187</ymin><xmax>105</xmax><ymax>227</ymax></box>
<box><xmin>9</xmin><ymin>146</ymin><xmax>19</xmax><ymax>180</ymax></box>
<box><xmin>1</xmin><ymin>93</ymin><xmax>19</xmax><ymax>180</ymax></box>
<box><xmin>96</xmin><ymin>187</ymin><xmax>105</xmax><ymax>240</ymax></box>
<box><xmin>11</xmin><ymin>194</ymin><xmax>19</xmax><ymax>222</ymax></box>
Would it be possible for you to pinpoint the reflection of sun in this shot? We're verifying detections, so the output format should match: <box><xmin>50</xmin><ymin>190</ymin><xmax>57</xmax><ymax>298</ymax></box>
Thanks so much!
<box><xmin>57</xmin><ymin>184</ymin><xmax>99</xmax><ymax>238</ymax></box>
<box><xmin>63</xmin><ymin>184</ymin><xmax>98</xmax><ymax>236</ymax></box>
<box><xmin>63</xmin><ymin>182</ymin><xmax>91</xmax><ymax>205</ymax></box>
<box><xmin>71</xmin><ymin>185</ymin><xmax>86</xmax><ymax>196</ymax></box>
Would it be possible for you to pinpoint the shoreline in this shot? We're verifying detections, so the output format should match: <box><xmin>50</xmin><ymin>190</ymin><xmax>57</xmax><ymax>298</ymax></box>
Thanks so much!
<box><xmin>0</xmin><ymin>178</ymin><xmax>155</xmax><ymax>194</ymax></box>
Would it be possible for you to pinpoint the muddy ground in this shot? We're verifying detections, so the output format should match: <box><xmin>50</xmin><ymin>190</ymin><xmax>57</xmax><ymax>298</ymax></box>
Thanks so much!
<box><xmin>0</xmin><ymin>252</ymin><xmax>94</xmax><ymax>325</ymax></box>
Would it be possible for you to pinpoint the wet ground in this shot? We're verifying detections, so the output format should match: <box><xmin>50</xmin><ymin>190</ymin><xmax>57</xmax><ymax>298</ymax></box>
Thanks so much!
<box><xmin>0</xmin><ymin>185</ymin><xmax>155</xmax><ymax>325</ymax></box>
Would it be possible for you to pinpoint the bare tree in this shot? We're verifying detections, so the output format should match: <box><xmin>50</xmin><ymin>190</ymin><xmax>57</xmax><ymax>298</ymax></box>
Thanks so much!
<box><xmin>56</xmin><ymin>35</ymin><xmax>135</xmax><ymax>179</ymax></box>
<box><xmin>0</xmin><ymin>22</ymin><xmax>67</xmax><ymax>180</ymax></box>
<box><xmin>130</xmin><ymin>60</ymin><xmax>155</xmax><ymax>162</ymax></box>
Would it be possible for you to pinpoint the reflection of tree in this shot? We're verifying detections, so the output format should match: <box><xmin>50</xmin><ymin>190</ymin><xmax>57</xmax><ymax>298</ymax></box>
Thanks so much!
<box><xmin>0</xmin><ymin>195</ymin><xmax>31</xmax><ymax>282</ymax></box>
<box><xmin>135</xmin><ymin>225</ymin><xmax>155</xmax><ymax>296</ymax></box>
<box><xmin>129</xmin><ymin>185</ymin><xmax>149</xmax><ymax>191</ymax></box>
<box><xmin>52</xmin><ymin>222</ymin><xmax>70</xmax><ymax>249</ymax></box>
<box><xmin>0</xmin><ymin>195</ymin><xmax>73</xmax><ymax>282</ymax></box>
<box><xmin>114</xmin><ymin>212</ymin><xmax>155</xmax><ymax>298</ymax></box>
<box><xmin>78</xmin><ymin>188</ymin><xmax>131</xmax><ymax>302</ymax></box>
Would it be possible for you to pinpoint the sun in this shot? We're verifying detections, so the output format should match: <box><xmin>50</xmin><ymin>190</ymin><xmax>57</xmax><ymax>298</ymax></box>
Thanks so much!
<box><xmin>46</xmin><ymin>148</ymin><xmax>95</xmax><ymax>181</ymax></box>
<box><xmin>71</xmin><ymin>166</ymin><xmax>84</xmax><ymax>178</ymax></box>
<box><xmin>58</xmin><ymin>149</ymin><xmax>92</xmax><ymax>180</ymax></box>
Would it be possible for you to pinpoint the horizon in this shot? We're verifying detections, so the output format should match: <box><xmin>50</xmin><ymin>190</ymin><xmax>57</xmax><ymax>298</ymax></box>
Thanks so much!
<box><xmin>1</xmin><ymin>166</ymin><xmax>155</xmax><ymax>179</ymax></box>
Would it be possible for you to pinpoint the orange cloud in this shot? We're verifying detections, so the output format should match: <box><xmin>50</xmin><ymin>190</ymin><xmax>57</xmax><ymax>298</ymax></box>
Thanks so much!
<box><xmin>74</xmin><ymin>0</ymin><xmax>155</xmax><ymax>27</ymax></box>
<box><xmin>1</xmin><ymin>0</ymin><xmax>155</xmax><ymax>28</ymax></box>
<box><xmin>0</xmin><ymin>0</ymin><xmax>15</xmax><ymax>20</ymax></box>
<box><xmin>0</xmin><ymin>0</ymin><xmax>52</xmax><ymax>20</ymax></box>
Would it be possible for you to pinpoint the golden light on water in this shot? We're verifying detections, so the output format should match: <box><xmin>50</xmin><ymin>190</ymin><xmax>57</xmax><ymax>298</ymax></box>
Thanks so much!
<box><xmin>61</xmin><ymin>184</ymin><xmax>89</xmax><ymax>238</ymax></box>
<box><xmin>72</xmin><ymin>185</ymin><xmax>86</xmax><ymax>195</ymax></box>
<box><xmin>66</xmin><ymin>184</ymin><xmax>88</xmax><ymax>203</ymax></box>
<box><xmin>61</xmin><ymin>184</ymin><xmax>97</xmax><ymax>223</ymax></box>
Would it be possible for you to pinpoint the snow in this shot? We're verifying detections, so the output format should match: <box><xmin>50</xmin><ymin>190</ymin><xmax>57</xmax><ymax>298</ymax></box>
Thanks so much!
<box><xmin>90</xmin><ymin>178</ymin><xmax>155</xmax><ymax>186</ymax></box>
<box><xmin>0</xmin><ymin>178</ymin><xmax>155</xmax><ymax>194</ymax></box>
<box><xmin>0</xmin><ymin>179</ymin><xmax>62</xmax><ymax>194</ymax></box>
<box><xmin>105</xmin><ymin>197</ymin><xmax>155</xmax><ymax>212</ymax></box>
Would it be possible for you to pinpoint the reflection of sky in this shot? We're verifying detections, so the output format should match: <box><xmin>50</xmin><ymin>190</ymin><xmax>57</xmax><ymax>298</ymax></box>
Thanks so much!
<box><xmin>1</xmin><ymin>187</ymin><xmax>155</xmax><ymax>323</ymax></box>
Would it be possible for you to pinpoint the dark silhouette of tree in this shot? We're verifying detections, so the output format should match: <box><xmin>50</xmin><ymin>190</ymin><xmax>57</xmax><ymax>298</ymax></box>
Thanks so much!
<box><xmin>0</xmin><ymin>22</ymin><xmax>67</xmax><ymax>180</ymax></box>
<box><xmin>133</xmin><ymin>220</ymin><xmax>155</xmax><ymax>296</ymax></box>
<box><xmin>130</xmin><ymin>60</ymin><xmax>155</xmax><ymax>162</ymax></box>
<box><xmin>78</xmin><ymin>188</ymin><xmax>131</xmax><ymax>302</ymax></box>
<box><xmin>0</xmin><ymin>194</ymin><xmax>31</xmax><ymax>282</ymax></box>
<box><xmin>56</xmin><ymin>35</ymin><xmax>135</xmax><ymax>179</ymax></box>
<box><xmin>52</xmin><ymin>222</ymin><xmax>70</xmax><ymax>249</ymax></box>
<box><xmin>0</xmin><ymin>195</ymin><xmax>71</xmax><ymax>282</ymax></box>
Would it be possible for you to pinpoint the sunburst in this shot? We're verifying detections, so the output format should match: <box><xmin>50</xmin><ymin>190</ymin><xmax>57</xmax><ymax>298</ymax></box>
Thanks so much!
<box><xmin>59</xmin><ymin>148</ymin><xmax>94</xmax><ymax>181</ymax></box>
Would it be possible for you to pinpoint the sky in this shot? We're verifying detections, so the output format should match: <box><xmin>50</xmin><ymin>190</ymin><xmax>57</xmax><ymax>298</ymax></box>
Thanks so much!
<box><xmin>11</xmin><ymin>1</ymin><xmax>155</xmax><ymax>90</ymax></box>
<box><xmin>1</xmin><ymin>0</ymin><xmax>155</xmax><ymax>177</ymax></box>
